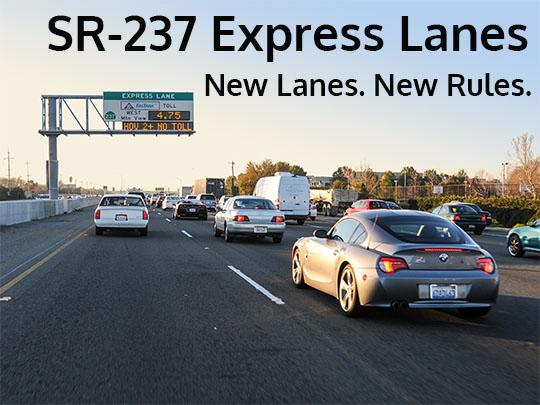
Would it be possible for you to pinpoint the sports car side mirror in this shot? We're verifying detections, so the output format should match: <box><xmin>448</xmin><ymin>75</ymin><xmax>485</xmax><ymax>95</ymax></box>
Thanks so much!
<box><xmin>313</xmin><ymin>229</ymin><xmax>329</xmax><ymax>238</ymax></box>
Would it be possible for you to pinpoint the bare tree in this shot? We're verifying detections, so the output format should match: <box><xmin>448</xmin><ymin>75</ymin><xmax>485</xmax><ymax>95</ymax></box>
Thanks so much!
<box><xmin>510</xmin><ymin>133</ymin><xmax>539</xmax><ymax>198</ymax></box>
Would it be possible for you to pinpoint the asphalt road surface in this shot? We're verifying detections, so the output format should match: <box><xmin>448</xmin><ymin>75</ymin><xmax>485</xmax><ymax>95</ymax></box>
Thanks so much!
<box><xmin>1</xmin><ymin>207</ymin><xmax>539</xmax><ymax>404</ymax></box>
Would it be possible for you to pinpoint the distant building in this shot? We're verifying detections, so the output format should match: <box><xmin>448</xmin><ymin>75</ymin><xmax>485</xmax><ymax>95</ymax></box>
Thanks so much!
<box><xmin>308</xmin><ymin>176</ymin><xmax>333</xmax><ymax>189</ymax></box>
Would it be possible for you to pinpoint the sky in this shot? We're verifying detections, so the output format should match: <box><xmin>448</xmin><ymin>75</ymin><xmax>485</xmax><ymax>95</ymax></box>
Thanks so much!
<box><xmin>0</xmin><ymin>0</ymin><xmax>539</xmax><ymax>191</ymax></box>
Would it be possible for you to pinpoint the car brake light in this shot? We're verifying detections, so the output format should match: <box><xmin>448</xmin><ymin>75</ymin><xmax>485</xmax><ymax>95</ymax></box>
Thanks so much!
<box><xmin>453</xmin><ymin>215</ymin><xmax>461</xmax><ymax>221</ymax></box>
<box><xmin>94</xmin><ymin>209</ymin><xmax>100</xmax><ymax>219</ymax></box>
<box><xmin>377</xmin><ymin>257</ymin><xmax>408</xmax><ymax>273</ymax></box>
<box><xmin>272</xmin><ymin>216</ymin><xmax>285</xmax><ymax>223</ymax></box>
<box><xmin>481</xmin><ymin>215</ymin><xmax>486</xmax><ymax>222</ymax></box>
<box><xmin>233</xmin><ymin>215</ymin><xmax>249</xmax><ymax>222</ymax></box>
<box><xmin>475</xmin><ymin>257</ymin><xmax>495</xmax><ymax>274</ymax></box>
<box><xmin>142</xmin><ymin>210</ymin><xmax>149</xmax><ymax>220</ymax></box>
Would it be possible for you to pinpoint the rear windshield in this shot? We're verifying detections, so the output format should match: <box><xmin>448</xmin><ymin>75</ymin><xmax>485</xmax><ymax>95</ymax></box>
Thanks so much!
<box><xmin>370</xmin><ymin>201</ymin><xmax>388</xmax><ymax>209</ymax></box>
<box><xmin>233</xmin><ymin>199</ymin><xmax>276</xmax><ymax>210</ymax></box>
<box><xmin>199</xmin><ymin>195</ymin><xmax>215</xmax><ymax>200</ymax></box>
<box><xmin>100</xmin><ymin>196</ymin><xmax>144</xmax><ymax>207</ymax></box>
<box><xmin>374</xmin><ymin>216</ymin><xmax>466</xmax><ymax>244</ymax></box>
<box><xmin>449</xmin><ymin>205</ymin><xmax>477</xmax><ymax>214</ymax></box>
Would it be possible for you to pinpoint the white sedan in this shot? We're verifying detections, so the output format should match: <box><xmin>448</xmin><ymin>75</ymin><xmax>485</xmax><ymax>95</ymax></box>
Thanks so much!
<box><xmin>161</xmin><ymin>195</ymin><xmax>181</xmax><ymax>210</ymax></box>
<box><xmin>94</xmin><ymin>194</ymin><xmax>149</xmax><ymax>236</ymax></box>
<box><xmin>214</xmin><ymin>196</ymin><xmax>286</xmax><ymax>243</ymax></box>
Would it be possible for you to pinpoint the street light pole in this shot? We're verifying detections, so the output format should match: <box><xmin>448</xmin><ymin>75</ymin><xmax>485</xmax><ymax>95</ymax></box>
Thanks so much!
<box><xmin>230</xmin><ymin>161</ymin><xmax>235</xmax><ymax>195</ymax></box>
<box><xmin>501</xmin><ymin>162</ymin><xmax>509</xmax><ymax>197</ymax></box>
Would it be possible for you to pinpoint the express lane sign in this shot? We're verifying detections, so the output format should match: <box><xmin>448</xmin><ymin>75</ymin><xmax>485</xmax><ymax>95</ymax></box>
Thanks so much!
<box><xmin>103</xmin><ymin>92</ymin><xmax>194</xmax><ymax>129</ymax></box>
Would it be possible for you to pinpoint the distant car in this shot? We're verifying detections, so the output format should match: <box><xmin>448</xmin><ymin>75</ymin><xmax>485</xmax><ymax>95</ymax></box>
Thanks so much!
<box><xmin>217</xmin><ymin>195</ymin><xmax>232</xmax><ymax>211</ymax></box>
<box><xmin>432</xmin><ymin>203</ymin><xmax>487</xmax><ymax>235</ymax></box>
<box><xmin>128</xmin><ymin>191</ymin><xmax>146</xmax><ymax>205</ymax></box>
<box><xmin>161</xmin><ymin>195</ymin><xmax>181</xmax><ymax>210</ymax></box>
<box><xmin>155</xmin><ymin>195</ymin><xmax>166</xmax><ymax>208</ymax></box>
<box><xmin>172</xmin><ymin>199</ymin><xmax>208</xmax><ymax>220</ymax></box>
<box><xmin>35</xmin><ymin>193</ymin><xmax>50</xmax><ymax>200</ymax></box>
<box><xmin>149</xmin><ymin>193</ymin><xmax>163</xmax><ymax>206</ymax></box>
<box><xmin>385</xmin><ymin>201</ymin><xmax>402</xmax><ymax>210</ymax></box>
<box><xmin>458</xmin><ymin>202</ymin><xmax>492</xmax><ymax>226</ymax></box>
<box><xmin>345</xmin><ymin>199</ymin><xmax>389</xmax><ymax>215</ymax></box>
<box><xmin>197</xmin><ymin>193</ymin><xmax>217</xmax><ymax>211</ymax></box>
<box><xmin>507</xmin><ymin>220</ymin><xmax>540</xmax><ymax>257</ymax></box>
<box><xmin>94</xmin><ymin>194</ymin><xmax>149</xmax><ymax>236</ymax></box>
<box><xmin>291</xmin><ymin>210</ymin><xmax>498</xmax><ymax>318</ymax></box>
<box><xmin>214</xmin><ymin>196</ymin><xmax>286</xmax><ymax>243</ymax></box>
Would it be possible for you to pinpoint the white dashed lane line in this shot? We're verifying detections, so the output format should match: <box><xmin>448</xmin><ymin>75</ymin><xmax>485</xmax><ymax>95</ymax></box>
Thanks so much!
<box><xmin>165</xmin><ymin>218</ymin><xmax>171</xmax><ymax>222</ymax></box>
<box><xmin>227</xmin><ymin>265</ymin><xmax>285</xmax><ymax>305</ymax></box>
<box><xmin>181</xmin><ymin>230</ymin><xmax>193</xmax><ymax>238</ymax></box>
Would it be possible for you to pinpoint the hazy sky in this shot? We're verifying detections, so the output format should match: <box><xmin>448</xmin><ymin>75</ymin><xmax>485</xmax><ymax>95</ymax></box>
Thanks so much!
<box><xmin>1</xmin><ymin>0</ymin><xmax>539</xmax><ymax>191</ymax></box>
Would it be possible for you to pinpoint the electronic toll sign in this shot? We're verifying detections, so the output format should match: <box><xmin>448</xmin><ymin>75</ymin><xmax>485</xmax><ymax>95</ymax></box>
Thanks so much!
<box><xmin>103</xmin><ymin>91</ymin><xmax>194</xmax><ymax>133</ymax></box>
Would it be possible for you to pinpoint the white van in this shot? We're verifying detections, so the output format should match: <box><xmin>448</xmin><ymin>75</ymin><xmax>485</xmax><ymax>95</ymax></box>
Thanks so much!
<box><xmin>254</xmin><ymin>172</ymin><xmax>310</xmax><ymax>224</ymax></box>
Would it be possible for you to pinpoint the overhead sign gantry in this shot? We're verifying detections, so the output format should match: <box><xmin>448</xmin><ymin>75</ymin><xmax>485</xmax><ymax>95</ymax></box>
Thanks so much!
<box><xmin>39</xmin><ymin>91</ymin><xmax>195</xmax><ymax>199</ymax></box>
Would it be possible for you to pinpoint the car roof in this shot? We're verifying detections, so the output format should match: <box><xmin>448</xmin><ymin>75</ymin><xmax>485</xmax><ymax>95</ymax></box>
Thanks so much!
<box><xmin>231</xmin><ymin>195</ymin><xmax>271</xmax><ymax>200</ymax></box>
<box><xmin>102</xmin><ymin>194</ymin><xmax>143</xmax><ymax>199</ymax></box>
<box><xmin>349</xmin><ymin>209</ymin><xmax>437</xmax><ymax>220</ymax></box>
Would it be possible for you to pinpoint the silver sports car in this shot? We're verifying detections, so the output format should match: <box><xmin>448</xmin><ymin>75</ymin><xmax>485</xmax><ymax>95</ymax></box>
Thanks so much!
<box><xmin>291</xmin><ymin>210</ymin><xmax>498</xmax><ymax>317</ymax></box>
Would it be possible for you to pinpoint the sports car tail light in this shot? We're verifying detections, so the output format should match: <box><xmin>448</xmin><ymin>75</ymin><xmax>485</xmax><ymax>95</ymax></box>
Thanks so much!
<box><xmin>377</xmin><ymin>257</ymin><xmax>408</xmax><ymax>273</ymax></box>
<box><xmin>453</xmin><ymin>215</ymin><xmax>461</xmax><ymax>221</ymax></box>
<box><xmin>481</xmin><ymin>215</ymin><xmax>486</xmax><ymax>222</ymax></box>
<box><xmin>475</xmin><ymin>257</ymin><xmax>495</xmax><ymax>274</ymax></box>
<box><xmin>94</xmin><ymin>209</ymin><xmax>101</xmax><ymax>219</ymax></box>
<box><xmin>272</xmin><ymin>216</ymin><xmax>285</xmax><ymax>223</ymax></box>
<box><xmin>142</xmin><ymin>210</ymin><xmax>149</xmax><ymax>220</ymax></box>
<box><xmin>233</xmin><ymin>215</ymin><xmax>249</xmax><ymax>222</ymax></box>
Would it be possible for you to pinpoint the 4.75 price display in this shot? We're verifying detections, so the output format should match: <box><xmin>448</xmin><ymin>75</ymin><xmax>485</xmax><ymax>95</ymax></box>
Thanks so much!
<box><xmin>148</xmin><ymin>111</ymin><xmax>191</xmax><ymax>121</ymax></box>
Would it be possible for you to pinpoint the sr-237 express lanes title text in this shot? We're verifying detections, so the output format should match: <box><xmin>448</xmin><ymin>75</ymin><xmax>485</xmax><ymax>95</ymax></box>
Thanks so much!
<box><xmin>48</xmin><ymin>15</ymin><xmax>532</xmax><ymax>97</ymax></box>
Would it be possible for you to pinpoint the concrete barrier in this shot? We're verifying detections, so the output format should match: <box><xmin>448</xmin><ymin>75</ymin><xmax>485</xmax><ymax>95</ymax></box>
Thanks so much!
<box><xmin>0</xmin><ymin>198</ymin><xmax>100</xmax><ymax>226</ymax></box>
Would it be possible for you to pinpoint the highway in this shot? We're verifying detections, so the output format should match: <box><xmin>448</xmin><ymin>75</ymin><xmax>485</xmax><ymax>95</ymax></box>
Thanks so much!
<box><xmin>1</xmin><ymin>206</ymin><xmax>539</xmax><ymax>404</ymax></box>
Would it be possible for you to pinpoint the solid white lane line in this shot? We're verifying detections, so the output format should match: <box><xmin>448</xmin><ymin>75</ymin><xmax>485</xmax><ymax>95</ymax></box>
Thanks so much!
<box><xmin>227</xmin><ymin>265</ymin><xmax>285</xmax><ymax>305</ymax></box>
<box><xmin>165</xmin><ymin>218</ymin><xmax>171</xmax><ymax>222</ymax></box>
<box><xmin>181</xmin><ymin>230</ymin><xmax>193</xmax><ymax>238</ymax></box>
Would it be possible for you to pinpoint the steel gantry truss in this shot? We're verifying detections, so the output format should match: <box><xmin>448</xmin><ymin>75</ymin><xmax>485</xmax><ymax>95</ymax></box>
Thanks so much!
<box><xmin>40</xmin><ymin>94</ymin><xmax>196</xmax><ymax>199</ymax></box>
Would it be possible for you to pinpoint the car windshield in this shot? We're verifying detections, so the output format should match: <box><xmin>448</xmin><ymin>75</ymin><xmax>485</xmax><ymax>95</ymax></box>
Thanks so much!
<box><xmin>449</xmin><ymin>205</ymin><xmax>477</xmax><ymax>214</ymax></box>
<box><xmin>374</xmin><ymin>216</ymin><xmax>466</xmax><ymax>244</ymax></box>
<box><xmin>233</xmin><ymin>198</ymin><xmax>276</xmax><ymax>210</ymax></box>
<box><xmin>200</xmin><ymin>195</ymin><xmax>215</xmax><ymax>200</ymax></box>
<box><xmin>100</xmin><ymin>196</ymin><xmax>144</xmax><ymax>207</ymax></box>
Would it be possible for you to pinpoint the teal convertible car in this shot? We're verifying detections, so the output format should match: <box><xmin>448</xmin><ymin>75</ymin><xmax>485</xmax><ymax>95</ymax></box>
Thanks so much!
<box><xmin>507</xmin><ymin>220</ymin><xmax>540</xmax><ymax>257</ymax></box>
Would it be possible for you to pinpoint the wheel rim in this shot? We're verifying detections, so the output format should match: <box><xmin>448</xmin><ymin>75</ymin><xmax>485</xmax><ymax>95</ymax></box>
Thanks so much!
<box><xmin>508</xmin><ymin>236</ymin><xmax>520</xmax><ymax>255</ymax></box>
<box><xmin>292</xmin><ymin>253</ymin><xmax>302</xmax><ymax>284</ymax></box>
<box><xmin>339</xmin><ymin>268</ymin><xmax>355</xmax><ymax>311</ymax></box>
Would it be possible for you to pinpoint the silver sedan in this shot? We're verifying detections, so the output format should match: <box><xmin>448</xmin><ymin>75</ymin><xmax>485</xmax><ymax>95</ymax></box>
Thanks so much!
<box><xmin>292</xmin><ymin>210</ymin><xmax>499</xmax><ymax>317</ymax></box>
<box><xmin>214</xmin><ymin>196</ymin><xmax>286</xmax><ymax>243</ymax></box>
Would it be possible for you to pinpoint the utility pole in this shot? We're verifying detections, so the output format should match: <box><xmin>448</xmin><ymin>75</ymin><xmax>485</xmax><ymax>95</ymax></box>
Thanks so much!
<box><xmin>26</xmin><ymin>161</ymin><xmax>31</xmax><ymax>192</ymax></box>
<box><xmin>230</xmin><ymin>161</ymin><xmax>236</xmax><ymax>195</ymax></box>
<box><xmin>501</xmin><ymin>162</ymin><xmax>509</xmax><ymax>197</ymax></box>
<box><xmin>4</xmin><ymin>151</ymin><xmax>14</xmax><ymax>196</ymax></box>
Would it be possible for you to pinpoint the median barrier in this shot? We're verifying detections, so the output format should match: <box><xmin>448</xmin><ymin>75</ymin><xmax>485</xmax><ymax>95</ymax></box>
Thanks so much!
<box><xmin>0</xmin><ymin>198</ymin><xmax>100</xmax><ymax>226</ymax></box>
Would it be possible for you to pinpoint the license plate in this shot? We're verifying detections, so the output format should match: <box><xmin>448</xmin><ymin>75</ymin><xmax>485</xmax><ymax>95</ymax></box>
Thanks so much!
<box><xmin>430</xmin><ymin>284</ymin><xmax>457</xmax><ymax>300</ymax></box>
<box><xmin>253</xmin><ymin>226</ymin><xmax>267</xmax><ymax>234</ymax></box>
<box><xmin>468</xmin><ymin>224</ymin><xmax>475</xmax><ymax>229</ymax></box>
<box><xmin>189</xmin><ymin>208</ymin><xmax>196</xmax><ymax>212</ymax></box>
<box><xmin>115</xmin><ymin>214</ymin><xmax>128</xmax><ymax>221</ymax></box>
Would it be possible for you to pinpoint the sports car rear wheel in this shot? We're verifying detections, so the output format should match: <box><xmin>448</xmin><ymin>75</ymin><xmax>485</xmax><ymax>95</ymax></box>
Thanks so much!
<box><xmin>291</xmin><ymin>250</ymin><xmax>305</xmax><ymax>288</ymax></box>
<box><xmin>338</xmin><ymin>265</ymin><xmax>367</xmax><ymax>317</ymax></box>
